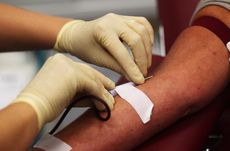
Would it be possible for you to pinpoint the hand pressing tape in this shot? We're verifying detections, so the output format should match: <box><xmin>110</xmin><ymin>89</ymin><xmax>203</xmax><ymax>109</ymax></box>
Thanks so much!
<box><xmin>114</xmin><ymin>82</ymin><xmax>153</xmax><ymax>124</ymax></box>
<box><xmin>34</xmin><ymin>134</ymin><xmax>72</xmax><ymax>151</ymax></box>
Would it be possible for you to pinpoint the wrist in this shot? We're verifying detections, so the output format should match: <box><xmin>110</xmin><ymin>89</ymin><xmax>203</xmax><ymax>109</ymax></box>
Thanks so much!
<box><xmin>12</xmin><ymin>93</ymin><xmax>48</xmax><ymax>130</ymax></box>
<box><xmin>54</xmin><ymin>20</ymin><xmax>85</xmax><ymax>52</ymax></box>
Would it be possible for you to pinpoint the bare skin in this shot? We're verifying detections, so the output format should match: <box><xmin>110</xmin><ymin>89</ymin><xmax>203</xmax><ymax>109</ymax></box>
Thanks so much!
<box><xmin>0</xmin><ymin>103</ymin><xmax>38</xmax><ymax>151</ymax></box>
<box><xmin>0</xmin><ymin>3</ymin><xmax>71</xmax><ymax>51</ymax></box>
<box><xmin>0</xmin><ymin>3</ymin><xmax>71</xmax><ymax>151</ymax></box>
<box><xmin>33</xmin><ymin>5</ymin><xmax>230</xmax><ymax>151</ymax></box>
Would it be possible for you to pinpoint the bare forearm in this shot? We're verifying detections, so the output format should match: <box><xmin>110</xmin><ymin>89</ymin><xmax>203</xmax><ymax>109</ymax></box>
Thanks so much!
<box><xmin>0</xmin><ymin>103</ymin><xmax>38</xmax><ymax>151</ymax></box>
<box><xmin>0</xmin><ymin>3</ymin><xmax>72</xmax><ymax>52</ymax></box>
<box><xmin>53</xmin><ymin>25</ymin><xmax>229</xmax><ymax>151</ymax></box>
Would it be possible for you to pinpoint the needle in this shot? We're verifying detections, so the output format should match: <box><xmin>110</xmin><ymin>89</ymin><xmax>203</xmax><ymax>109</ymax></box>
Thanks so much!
<box><xmin>109</xmin><ymin>75</ymin><xmax>153</xmax><ymax>96</ymax></box>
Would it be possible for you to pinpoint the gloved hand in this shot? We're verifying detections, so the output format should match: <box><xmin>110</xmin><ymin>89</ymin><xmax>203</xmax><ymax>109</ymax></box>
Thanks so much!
<box><xmin>12</xmin><ymin>54</ymin><xmax>115</xmax><ymax>129</ymax></box>
<box><xmin>54</xmin><ymin>13</ymin><xmax>154</xmax><ymax>84</ymax></box>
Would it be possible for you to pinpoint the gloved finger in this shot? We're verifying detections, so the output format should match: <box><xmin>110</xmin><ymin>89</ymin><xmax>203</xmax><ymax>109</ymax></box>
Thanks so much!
<box><xmin>122</xmin><ymin>16</ymin><xmax>154</xmax><ymax>45</ymax></box>
<box><xmin>83</xmin><ymin>78</ymin><xmax>114</xmax><ymax>110</ymax></box>
<box><xmin>118</xmin><ymin>25</ymin><xmax>148</xmax><ymax>76</ymax></box>
<box><xmin>93</xmin><ymin>99</ymin><xmax>106</xmax><ymax>111</ymax></box>
<box><xmin>77</xmin><ymin>98</ymin><xmax>108</xmax><ymax>112</ymax></box>
<box><xmin>76</xmin><ymin>95</ymin><xmax>112</xmax><ymax>111</ymax></box>
<box><xmin>73</xmin><ymin>97</ymin><xmax>94</xmax><ymax>107</ymax></box>
<box><xmin>99</xmin><ymin>31</ymin><xmax>145</xmax><ymax>84</ymax></box>
<box><xmin>73</xmin><ymin>44</ymin><xmax>131</xmax><ymax>84</ymax></box>
<box><xmin>126</xmin><ymin>20</ymin><xmax>152</xmax><ymax>68</ymax></box>
<box><xmin>73</xmin><ymin>95</ymin><xmax>109</xmax><ymax>111</ymax></box>
<box><xmin>72</xmin><ymin>93</ymin><xmax>97</xmax><ymax>108</ymax></box>
<box><xmin>94</xmin><ymin>56</ymin><xmax>131</xmax><ymax>82</ymax></box>
<box><xmin>88</xmin><ymin>46</ymin><xmax>132</xmax><ymax>80</ymax></box>
<box><xmin>79</xmin><ymin>63</ymin><xmax>115</xmax><ymax>90</ymax></box>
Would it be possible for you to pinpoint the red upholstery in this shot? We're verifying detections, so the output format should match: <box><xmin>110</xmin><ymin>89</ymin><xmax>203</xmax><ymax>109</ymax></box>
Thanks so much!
<box><xmin>216</xmin><ymin>104</ymin><xmax>230</xmax><ymax>151</ymax></box>
<box><xmin>158</xmin><ymin>0</ymin><xmax>200</xmax><ymax>51</ymax></box>
<box><xmin>119</xmin><ymin>55</ymin><xmax>228</xmax><ymax>151</ymax></box>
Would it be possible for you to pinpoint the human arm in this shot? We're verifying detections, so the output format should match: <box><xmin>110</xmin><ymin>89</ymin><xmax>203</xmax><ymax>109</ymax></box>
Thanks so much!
<box><xmin>0</xmin><ymin>103</ymin><xmax>38</xmax><ymax>151</ymax></box>
<box><xmin>0</xmin><ymin>54</ymin><xmax>115</xmax><ymax>151</ymax></box>
<box><xmin>34</xmin><ymin>5</ymin><xmax>230</xmax><ymax>151</ymax></box>
<box><xmin>0</xmin><ymin>3</ymin><xmax>153</xmax><ymax>84</ymax></box>
<box><xmin>0</xmin><ymin>3</ymin><xmax>71</xmax><ymax>51</ymax></box>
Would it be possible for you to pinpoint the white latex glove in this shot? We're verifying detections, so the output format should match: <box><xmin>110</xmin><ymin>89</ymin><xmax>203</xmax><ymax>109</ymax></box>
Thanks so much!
<box><xmin>54</xmin><ymin>13</ymin><xmax>154</xmax><ymax>84</ymax></box>
<box><xmin>12</xmin><ymin>54</ymin><xmax>115</xmax><ymax>129</ymax></box>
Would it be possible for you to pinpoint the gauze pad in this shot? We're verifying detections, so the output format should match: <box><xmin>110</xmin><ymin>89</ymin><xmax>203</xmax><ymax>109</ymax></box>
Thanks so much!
<box><xmin>114</xmin><ymin>82</ymin><xmax>153</xmax><ymax>124</ymax></box>
<box><xmin>34</xmin><ymin>134</ymin><xmax>72</xmax><ymax>151</ymax></box>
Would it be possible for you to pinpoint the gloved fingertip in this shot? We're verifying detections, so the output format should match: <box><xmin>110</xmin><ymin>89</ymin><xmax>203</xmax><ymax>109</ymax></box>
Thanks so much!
<box><xmin>109</xmin><ymin>81</ymin><xmax>116</xmax><ymax>89</ymax></box>
<box><xmin>133</xmin><ymin>73</ymin><xmax>145</xmax><ymax>84</ymax></box>
<box><xmin>143</xmin><ymin>67</ymin><xmax>148</xmax><ymax>77</ymax></box>
<box><xmin>103</xmin><ymin>76</ymin><xmax>115</xmax><ymax>89</ymax></box>
<box><xmin>109</xmin><ymin>94</ymin><xmax>115</xmax><ymax>105</ymax></box>
<box><xmin>147</xmin><ymin>62</ymin><xmax>151</xmax><ymax>69</ymax></box>
<box><xmin>103</xmin><ymin>92</ymin><xmax>114</xmax><ymax>110</ymax></box>
<box><xmin>105</xmin><ymin>91</ymin><xmax>115</xmax><ymax>104</ymax></box>
<box><xmin>109</xmin><ymin>103</ymin><xmax>114</xmax><ymax>110</ymax></box>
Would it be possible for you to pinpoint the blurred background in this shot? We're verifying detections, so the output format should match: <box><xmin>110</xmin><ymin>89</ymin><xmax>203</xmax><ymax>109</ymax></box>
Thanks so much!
<box><xmin>0</xmin><ymin>0</ymin><xmax>199</xmax><ymax>132</ymax></box>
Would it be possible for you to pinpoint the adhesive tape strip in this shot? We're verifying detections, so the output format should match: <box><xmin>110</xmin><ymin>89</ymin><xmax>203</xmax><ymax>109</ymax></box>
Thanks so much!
<box><xmin>114</xmin><ymin>83</ymin><xmax>154</xmax><ymax>124</ymax></box>
<box><xmin>227</xmin><ymin>42</ymin><xmax>230</xmax><ymax>52</ymax></box>
<box><xmin>34</xmin><ymin>134</ymin><xmax>72</xmax><ymax>151</ymax></box>
<box><xmin>110</xmin><ymin>82</ymin><xmax>135</xmax><ymax>96</ymax></box>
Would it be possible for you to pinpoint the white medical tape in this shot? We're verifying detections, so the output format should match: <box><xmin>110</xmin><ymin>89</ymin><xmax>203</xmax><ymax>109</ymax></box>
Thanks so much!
<box><xmin>114</xmin><ymin>82</ymin><xmax>154</xmax><ymax>124</ymax></box>
<box><xmin>226</xmin><ymin>42</ymin><xmax>230</xmax><ymax>61</ymax></box>
<box><xmin>227</xmin><ymin>42</ymin><xmax>230</xmax><ymax>52</ymax></box>
<box><xmin>110</xmin><ymin>82</ymin><xmax>135</xmax><ymax>96</ymax></box>
<box><xmin>34</xmin><ymin>134</ymin><xmax>72</xmax><ymax>151</ymax></box>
